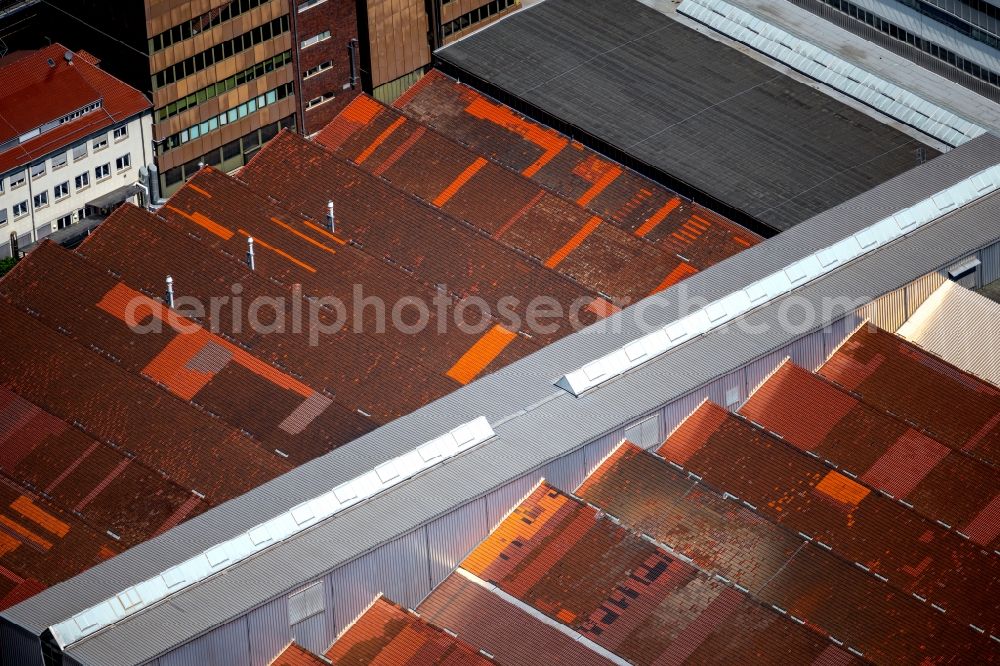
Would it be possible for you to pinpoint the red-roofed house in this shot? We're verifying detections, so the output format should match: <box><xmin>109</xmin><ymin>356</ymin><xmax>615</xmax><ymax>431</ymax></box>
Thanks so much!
<box><xmin>0</xmin><ymin>43</ymin><xmax>151</xmax><ymax>258</ymax></box>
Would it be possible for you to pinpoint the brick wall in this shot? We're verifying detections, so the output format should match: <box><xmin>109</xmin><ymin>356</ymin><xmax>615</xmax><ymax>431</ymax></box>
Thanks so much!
<box><xmin>294</xmin><ymin>0</ymin><xmax>361</xmax><ymax>133</ymax></box>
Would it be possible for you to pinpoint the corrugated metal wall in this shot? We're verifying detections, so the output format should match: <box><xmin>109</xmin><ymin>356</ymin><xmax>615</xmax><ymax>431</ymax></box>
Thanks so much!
<box><xmin>246</xmin><ymin>597</ymin><xmax>290</xmax><ymax>666</ymax></box>
<box><xmin>328</xmin><ymin>528</ymin><xmax>430</xmax><ymax>637</ymax></box>
<box><xmin>425</xmin><ymin>499</ymin><xmax>490</xmax><ymax>587</ymax></box>
<box><xmin>0</xmin><ymin>623</ymin><xmax>40</xmax><ymax>666</ymax></box>
<box><xmin>158</xmin><ymin>616</ymin><xmax>251</xmax><ymax>666</ymax></box>
<box><xmin>980</xmin><ymin>241</ymin><xmax>1000</xmax><ymax>285</ymax></box>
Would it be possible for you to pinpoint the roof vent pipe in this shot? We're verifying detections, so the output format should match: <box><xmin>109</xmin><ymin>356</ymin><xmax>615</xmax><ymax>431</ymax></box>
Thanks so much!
<box><xmin>165</xmin><ymin>276</ymin><xmax>174</xmax><ymax>308</ymax></box>
<box><xmin>63</xmin><ymin>50</ymin><xmax>73</xmax><ymax>65</ymax></box>
<box><xmin>246</xmin><ymin>236</ymin><xmax>255</xmax><ymax>271</ymax></box>
<box><xmin>327</xmin><ymin>200</ymin><xmax>335</xmax><ymax>233</ymax></box>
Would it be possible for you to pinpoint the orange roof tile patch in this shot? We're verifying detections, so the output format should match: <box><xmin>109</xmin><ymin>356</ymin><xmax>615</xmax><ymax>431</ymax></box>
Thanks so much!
<box><xmin>372</xmin><ymin>125</ymin><xmax>426</xmax><ymax>178</ymax></box>
<box><xmin>9</xmin><ymin>497</ymin><xmax>70</xmax><ymax>539</ymax></box>
<box><xmin>463</xmin><ymin>95</ymin><xmax>568</xmax><ymax>178</ymax></box>
<box><xmin>544</xmin><ymin>216</ymin><xmax>602</xmax><ymax>269</ymax></box>
<box><xmin>187</xmin><ymin>183</ymin><xmax>213</xmax><ymax>198</ymax></box>
<box><xmin>634</xmin><ymin>197</ymin><xmax>680</xmax><ymax>238</ymax></box>
<box><xmin>446</xmin><ymin>325</ymin><xmax>519</xmax><ymax>385</ymax></box>
<box><xmin>814</xmin><ymin>471</ymin><xmax>871</xmax><ymax>507</ymax></box>
<box><xmin>574</xmin><ymin>157</ymin><xmax>622</xmax><ymax>208</ymax></box>
<box><xmin>269</xmin><ymin>217</ymin><xmax>337</xmax><ymax>256</ymax></box>
<box><xmin>355</xmin><ymin>116</ymin><xmax>406</xmax><ymax>165</ymax></box>
<box><xmin>0</xmin><ymin>516</ymin><xmax>53</xmax><ymax>551</ymax></box>
<box><xmin>433</xmin><ymin>157</ymin><xmax>489</xmax><ymax>207</ymax></box>
<box><xmin>237</xmin><ymin>229</ymin><xmax>317</xmax><ymax>273</ymax></box>
<box><xmin>340</xmin><ymin>93</ymin><xmax>383</xmax><ymax>125</ymax></box>
<box><xmin>165</xmin><ymin>205</ymin><xmax>234</xmax><ymax>240</ymax></box>
<box><xmin>649</xmin><ymin>262</ymin><xmax>698</xmax><ymax>295</ymax></box>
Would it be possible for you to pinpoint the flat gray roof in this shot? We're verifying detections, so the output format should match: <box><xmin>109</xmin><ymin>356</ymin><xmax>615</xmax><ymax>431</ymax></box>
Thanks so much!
<box><xmin>435</xmin><ymin>0</ymin><xmax>940</xmax><ymax>232</ymax></box>
<box><xmin>5</xmin><ymin>133</ymin><xmax>1000</xmax><ymax>666</ymax></box>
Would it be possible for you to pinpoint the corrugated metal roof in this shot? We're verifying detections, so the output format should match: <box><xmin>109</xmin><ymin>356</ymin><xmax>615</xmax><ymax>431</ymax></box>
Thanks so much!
<box><xmin>5</xmin><ymin>133</ymin><xmax>999</xmax><ymax>665</ymax></box>
<box><xmin>314</xmin><ymin>93</ymin><xmax>760</xmax><ymax>303</ymax></box>
<box><xmin>434</xmin><ymin>0</ymin><xmax>938</xmax><ymax>232</ymax></box>
<box><xmin>580</xmin><ymin>442</ymin><xmax>996</xmax><ymax>662</ymax></box>
<box><xmin>898</xmin><ymin>280</ymin><xmax>1000</xmax><ymax>387</ymax></box>
<box><xmin>418</xmin><ymin>573</ymin><xmax>621</xmax><ymax>666</ymax></box>
<box><xmin>819</xmin><ymin>325</ymin><xmax>1000</xmax><ymax>465</ymax></box>
<box><xmin>455</xmin><ymin>482</ymin><xmax>857</xmax><ymax>663</ymax></box>
<box><xmin>656</xmin><ymin>401</ymin><xmax>999</xmax><ymax>645</ymax></box>
<box><xmin>740</xmin><ymin>361</ymin><xmax>1000</xmax><ymax>549</ymax></box>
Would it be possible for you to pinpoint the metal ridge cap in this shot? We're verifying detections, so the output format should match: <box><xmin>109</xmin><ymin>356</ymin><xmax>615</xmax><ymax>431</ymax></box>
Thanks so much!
<box><xmin>557</xmin><ymin>162</ymin><xmax>1000</xmax><ymax>396</ymax></box>
<box><xmin>47</xmin><ymin>417</ymin><xmax>496</xmax><ymax>649</ymax></box>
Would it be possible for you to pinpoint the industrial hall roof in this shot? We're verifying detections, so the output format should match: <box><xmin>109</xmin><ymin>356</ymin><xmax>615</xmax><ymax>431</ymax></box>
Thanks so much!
<box><xmin>433</xmin><ymin>0</ymin><xmax>939</xmax><ymax>233</ymax></box>
<box><xmin>7</xmin><ymin>131</ymin><xmax>997</xmax><ymax>666</ymax></box>
<box><xmin>897</xmin><ymin>280</ymin><xmax>1000</xmax><ymax>388</ymax></box>
<box><xmin>0</xmin><ymin>44</ymin><xmax>150</xmax><ymax>175</ymax></box>
<box><xmin>0</xmin><ymin>77</ymin><xmax>753</xmax><ymax>615</ymax></box>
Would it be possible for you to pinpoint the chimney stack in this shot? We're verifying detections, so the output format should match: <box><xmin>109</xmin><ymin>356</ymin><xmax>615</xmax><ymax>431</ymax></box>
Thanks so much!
<box><xmin>165</xmin><ymin>275</ymin><xmax>175</xmax><ymax>308</ymax></box>
<box><xmin>327</xmin><ymin>200</ymin><xmax>335</xmax><ymax>233</ymax></box>
<box><xmin>246</xmin><ymin>236</ymin><xmax>256</xmax><ymax>271</ymax></box>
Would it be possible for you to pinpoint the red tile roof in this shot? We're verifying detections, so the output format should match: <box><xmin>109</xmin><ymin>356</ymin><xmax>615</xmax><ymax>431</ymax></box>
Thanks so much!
<box><xmin>0</xmin><ymin>44</ymin><xmax>150</xmax><ymax>174</ymax></box>
<box><xmin>657</xmin><ymin>401</ymin><xmax>1000</xmax><ymax>647</ymax></box>
<box><xmin>325</xmin><ymin>597</ymin><xmax>494</xmax><ymax>665</ymax></box>
<box><xmin>271</xmin><ymin>643</ymin><xmax>328</xmax><ymax>666</ymax></box>
<box><xmin>740</xmin><ymin>361</ymin><xmax>1000</xmax><ymax>548</ymax></box>
<box><xmin>418</xmin><ymin>573</ymin><xmax>618</xmax><ymax>666</ymax></box>
<box><xmin>238</xmin><ymin>130</ymin><xmax>604</xmax><ymax>347</ymax></box>
<box><xmin>316</xmin><ymin>94</ymin><xmax>759</xmax><ymax>303</ymax></box>
<box><xmin>1</xmin><ymin>240</ymin><xmax>375</xmax><ymax>465</ymax></box>
<box><xmin>0</xmin><ymin>88</ymin><xmax>757</xmax><ymax>613</ymax></box>
<box><xmin>395</xmin><ymin>70</ymin><xmax>759</xmax><ymax>259</ymax></box>
<box><xmin>581</xmin><ymin>441</ymin><xmax>996</xmax><ymax>663</ymax></box>
<box><xmin>455</xmin><ymin>482</ymin><xmax>854</xmax><ymax>665</ymax></box>
<box><xmin>819</xmin><ymin>325</ymin><xmax>1000</xmax><ymax>466</ymax></box>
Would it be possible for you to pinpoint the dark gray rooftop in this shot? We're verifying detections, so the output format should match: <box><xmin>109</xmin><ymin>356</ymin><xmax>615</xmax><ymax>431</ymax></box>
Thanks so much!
<box><xmin>435</xmin><ymin>0</ymin><xmax>940</xmax><ymax>232</ymax></box>
<box><xmin>4</xmin><ymin>134</ymin><xmax>1000</xmax><ymax>666</ymax></box>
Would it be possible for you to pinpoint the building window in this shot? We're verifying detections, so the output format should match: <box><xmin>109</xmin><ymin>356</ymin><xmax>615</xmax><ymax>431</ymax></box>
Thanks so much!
<box><xmin>75</xmin><ymin>172</ymin><xmax>90</xmax><ymax>190</ymax></box>
<box><xmin>152</xmin><ymin>15</ymin><xmax>290</xmax><ymax>89</ymax></box>
<box><xmin>113</xmin><ymin>126</ymin><xmax>128</xmax><ymax>141</ymax></box>
<box><xmin>33</xmin><ymin>191</ymin><xmax>48</xmax><ymax>208</ymax></box>
<box><xmin>52</xmin><ymin>152</ymin><xmax>68</xmax><ymax>170</ymax></box>
<box><xmin>0</xmin><ymin>208</ymin><xmax>7</xmax><ymax>225</ymax></box>
<box><xmin>73</xmin><ymin>143</ymin><xmax>88</xmax><ymax>161</ymax></box>
<box><xmin>54</xmin><ymin>181</ymin><xmax>69</xmax><ymax>199</ymax></box>
<box><xmin>443</xmin><ymin>0</ymin><xmax>517</xmax><ymax>37</ymax></box>
<box><xmin>116</xmin><ymin>154</ymin><xmax>131</xmax><ymax>171</ymax></box>
<box><xmin>156</xmin><ymin>51</ymin><xmax>292</xmax><ymax>122</ymax></box>
<box><xmin>30</xmin><ymin>162</ymin><xmax>45</xmax><ymax>179</ymax></box>
<box><xmin>303</xmin><ymin>60</ymin><xmax>332</xmax><ymax>78</ymax></box>
<box><xmin>13</xmin><ymin>201</ymin><xmax>27</xmax><ymax>218</ymax></box>
<box><xmin>306</xmin><ymin>92</ymin><xmax>336</xmax><ymax>109</ymax></box>
<box><xmin>95</xmin><ymin>163</ymin><xmax>110</xmax><ymax>181</ymax></box>
<box><xmin>299</xmin><ymin>0</ymin><xmax>326</xmax><ymax>11</ymax></box>
<box><xmin>148</xmin><ymin>0</ymin><xmax>273</xmax><ymax>54</ymax></box>
<box><xmin>10</xmin><ymin>171</ymin><xmax>25</xmax><ymax>189</ymax></box>
<box><xmin>56</xmin><ymin>214</ymin><xmax>73</xmax><ymax>230</ymax></box>
<box><xmin>93</xmin><ymin>135</ymin><xmax>108</xmax><ymax>151</ymax></box>
<box><xmin>158</xmin><ymin>82</ymin><xmax>295</xmax><ymax>155</ymax></box>
<box><xmin>301</xmin><ymin>30</ymin><xmax>330</xmax><ymax>49</ymax></box>
<box><xmin>0</xmin><ymin>177</ymin><xmax>4</xmax><ymax>194</ymax></box>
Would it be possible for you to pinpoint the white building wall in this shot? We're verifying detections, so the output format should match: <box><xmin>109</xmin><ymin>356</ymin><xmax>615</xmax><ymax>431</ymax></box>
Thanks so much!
<box><xmin>0</xmin><ymin>110</ymin><xmax>152</xmax><ymax>258</ymax></box>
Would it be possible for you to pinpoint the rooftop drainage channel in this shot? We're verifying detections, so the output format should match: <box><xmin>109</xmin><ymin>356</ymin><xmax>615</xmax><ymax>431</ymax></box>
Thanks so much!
<box><xmin>556</xmin><ymin>164</ymin><xmax>1000</xmax><ymax>396</ymax></box>
<box><xmin>49</xmin><ymin>417</ymin><xmax>496</xmax><ymax>649</ymax></box>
